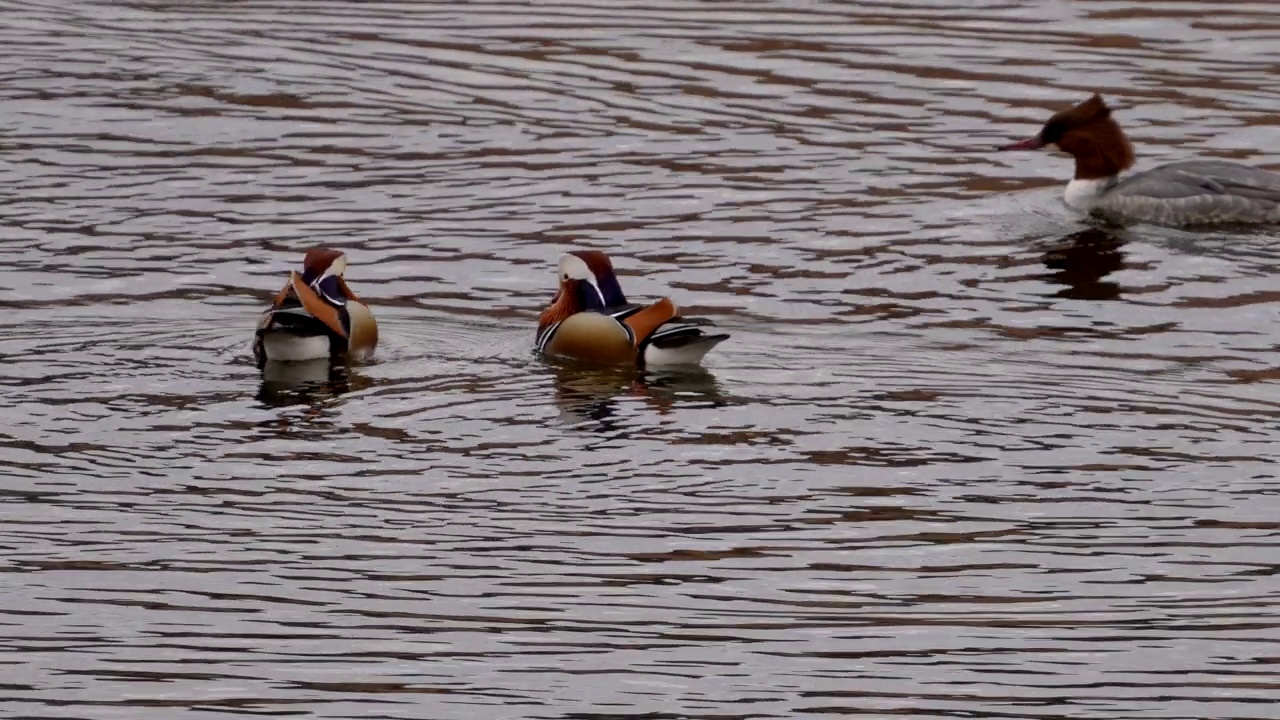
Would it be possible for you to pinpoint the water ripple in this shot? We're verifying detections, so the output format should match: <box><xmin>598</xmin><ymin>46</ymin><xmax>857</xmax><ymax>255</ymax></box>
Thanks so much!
<box><xmin>1</xmin><ymin>1</ymin><xmax>1279</xmax><ymax>719</ymax></box>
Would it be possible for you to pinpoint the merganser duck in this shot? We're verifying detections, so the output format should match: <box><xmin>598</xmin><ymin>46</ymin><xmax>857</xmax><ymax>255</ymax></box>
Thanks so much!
<box><xmin>1000</xmin><ymin>93</ymin><xmax>1280</xmax><ymax>227</ymax></box>
<box><xmin>536</xmin><ymin>250</ymin><xmax>729</xmax><ymax>368</ymax></box>
<box><xmin>253</xmin><ymin>248</ymin><xmax>378</xmax><ymax>366</ymax></box>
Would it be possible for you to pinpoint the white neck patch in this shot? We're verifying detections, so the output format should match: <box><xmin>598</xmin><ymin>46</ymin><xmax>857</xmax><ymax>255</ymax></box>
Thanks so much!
<box><xmin>1063</xmin><ymin>177</ymin><xmax>1115</xmax><ymax>210</ymax></box>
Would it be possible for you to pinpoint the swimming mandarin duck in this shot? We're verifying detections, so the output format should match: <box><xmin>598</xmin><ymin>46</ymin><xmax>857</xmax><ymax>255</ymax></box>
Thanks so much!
<box><xmin>536</xmin><ymin>250</ymin><xmax>729</xmax><ymax>367</ymax></box>
<box><xmin>253</xmin><ymin>248</ymin><xmax>378</xmax><ymax>367</ymax></box>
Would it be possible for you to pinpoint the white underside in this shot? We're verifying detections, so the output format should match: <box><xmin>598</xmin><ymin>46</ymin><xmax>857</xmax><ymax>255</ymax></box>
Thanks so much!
<box><xmin>1063</xmin><ymin>177</ymin><xmax>1114</xmax><ymax>210</ymax></box>
<box><xmin>261</xmin><ymin>333</ymin><xmax>330</xmax><ymax>362</ymax></box>
<box><xmin>642</xmin><ymin>341</ymin><xmax>719</xmax><ymax>366</ymax></box>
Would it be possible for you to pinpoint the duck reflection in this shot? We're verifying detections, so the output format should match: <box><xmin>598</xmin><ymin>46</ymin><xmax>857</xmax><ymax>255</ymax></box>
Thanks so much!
<box><xmin>549</xmin><ymin>360</ymin><xmax>729</xmax><ymax>433</ymax></box>
<box><xmin>1039</xmin><ymin>226</ymin><xmax>1126</xmax><ymax>300</ymax></box>
<box><xmin>255</xmin><ymin>359</ymin><xmax>371</xmax><ymax>409</ymax></box>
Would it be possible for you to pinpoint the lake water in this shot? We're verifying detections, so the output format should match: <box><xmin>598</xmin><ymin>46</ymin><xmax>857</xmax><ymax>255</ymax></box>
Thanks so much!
<box><xmin>2</xmin><ymin>1</ymin><xmax>1280</xmax><ymax>718</ymax></box>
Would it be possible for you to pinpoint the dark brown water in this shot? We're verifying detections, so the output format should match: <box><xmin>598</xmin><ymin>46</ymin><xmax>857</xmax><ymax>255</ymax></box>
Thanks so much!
<box><xmin>3</xmin><ymin>1</ymin><xmax>1280</xmax><ymax>718</ymax></box>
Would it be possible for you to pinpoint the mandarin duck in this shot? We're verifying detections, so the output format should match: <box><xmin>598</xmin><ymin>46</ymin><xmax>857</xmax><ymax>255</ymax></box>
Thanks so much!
<box><xmin>253</xmin><ymin>248</ymin><xmax>377</xmax><ymax>366</ymax></box>
<box><xmin>536</xmin><ymin>250</ymin><xmax>728</xmax><ymax>367</ymax></box>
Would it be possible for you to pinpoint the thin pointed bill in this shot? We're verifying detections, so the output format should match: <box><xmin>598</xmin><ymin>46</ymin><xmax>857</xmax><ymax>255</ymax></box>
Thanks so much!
<box><xmin>1000</xmin><ymin>136</ymin><xmax>1046</xmax><ymax>151</ymax></box>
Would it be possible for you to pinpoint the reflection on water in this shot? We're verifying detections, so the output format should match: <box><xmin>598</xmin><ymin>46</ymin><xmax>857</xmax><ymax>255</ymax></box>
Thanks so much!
<box><xmin>1040</xmin><ymin>227</ymin><xmax>1127</xmax><ymax>300</ymax></box>
<box><xmin>549</xmin><ymin>362</ymin><xmax>731</xmax><ymax>432</ymax></box>
<box><xmin>2</xmin><ymin>0</ymin><xmax>1280</xmax><ymax>718</ymax></box>
<box><xmin>255</xmin><ymin>360</ymin><xmax>370</xmax><ymax>408</ymax></box>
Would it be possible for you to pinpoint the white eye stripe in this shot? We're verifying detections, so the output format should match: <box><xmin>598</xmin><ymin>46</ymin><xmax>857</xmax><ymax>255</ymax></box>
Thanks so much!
<box><xmin>557</xmin><ymin>254</ymin><xmax>595</xmax><ymax>281</ymax></box>
<box><xmin>311</xmin><ymin>279</ymin><xmax>347</xmax><ymax>306</ymax></box>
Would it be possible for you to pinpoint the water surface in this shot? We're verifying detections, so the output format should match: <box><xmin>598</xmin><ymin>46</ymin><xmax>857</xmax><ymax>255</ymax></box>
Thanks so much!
<box><xmin>2</xmin><ymin>1</ymin><xmax>1280</xmax><ymax>718</ymax></box>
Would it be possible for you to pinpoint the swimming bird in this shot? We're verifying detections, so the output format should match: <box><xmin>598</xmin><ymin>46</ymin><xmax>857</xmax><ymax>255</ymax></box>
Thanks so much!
<box><xmin>253</xmin><ymin>248</ymin><xmax>378</xmax><ymax>367</ymax></box>
<box><xmin>536</xmin><ymin>250</ymin><xmax>729</xmax><ymax>368</ymax></box>
<box><xmin>1000</xmin><ymin>93</ymin><xmax>1280</xmax><ymax>227</ymax></box>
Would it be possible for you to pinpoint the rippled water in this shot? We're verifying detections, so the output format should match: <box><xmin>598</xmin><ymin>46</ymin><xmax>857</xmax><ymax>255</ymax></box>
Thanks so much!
<box><xmin>3</xmin><ymin>1</ymin><xmax>1280</xmax><ymax>718</ymax></box>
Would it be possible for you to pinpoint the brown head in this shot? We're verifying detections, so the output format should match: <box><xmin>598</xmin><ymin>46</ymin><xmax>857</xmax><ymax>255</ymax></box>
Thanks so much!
<box><xmin>1000</xmin><ymin>94</ymin><xmax>1135</xmax><ymax>180</ymax></box>
<box><xmin>301</xmin><ymin>248</ymin><xmax>346</xmax><ymax>283</ymax></box>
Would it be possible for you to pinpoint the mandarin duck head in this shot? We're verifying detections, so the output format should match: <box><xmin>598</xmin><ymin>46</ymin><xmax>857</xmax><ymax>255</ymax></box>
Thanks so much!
<box><xmin>552</xmin><ymin>250</ymin><xmax>629</xmax><ymax>311</ymax></box>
